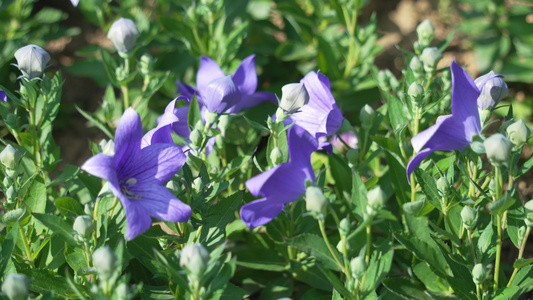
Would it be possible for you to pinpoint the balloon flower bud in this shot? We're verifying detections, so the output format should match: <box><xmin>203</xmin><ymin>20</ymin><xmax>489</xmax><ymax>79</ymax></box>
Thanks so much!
<box><xmin>416</xmin><ymin>19</ymin><xmax>435</xmax><ymax>48</ymax></box>
<box><xmin>367</xmin><ymin>187</ymin><xmax>386</xmax><ymax>211</ymax></box>
<box><xmin>189</xmin><ymin>129</ymin><xmax>202</xmax><ymax>150</ymax></box>
<box><xmin>139</xmin><ymin>53</ymin><xmax>154</xmax><ymax>76</ymax></box>
<box><xmin>474</xmin><ymin>71</ymin><xmax>508</xmax><ymax>110</ymax></box>
<box><xmin>409</xmin><ymin>56</ymin><xmax>423</xmax><ymax>76</ymax></box>
<box><xmin>107</xmin><ymin>18</ymin><xmax>140</xmax><ymax>53</ymax></box>
<box><xmin>350</xmin><ymin>256</ymin><xmax>367</xmax><ymax>279</ymax></box>
<box><xmin>73</xmin><ymin>215</ymin><xmax>94</xmax><ymax>239</ymax></box>
<box><xmin>408</xmin><ymin>82</ymin><xmax>424</xmax><ymax>106</ymax></box>
<box><xmin>436</xmin><ymin>177</ymin><xmax>449</xmax><ymax>198</ymax></box>
<box><xmin>279</xmin><ymin>83</ymin><xmax>309</xmax><ymax>114</ymax></box>
<box><xmin>0</xmin><ymin>145</ymin><xmax>21</xmax><ymax>171</ymax></box>
<box><xmin>484</xmin><ymin>133</ymin><xmax>512</xmax><ymax>165</ymax></box>
<box><xmin>270</xmin><ymin>147</ymin><xmax>283</xmax><ymax>166</ymax></box>
<box><xmin>419</xmin><ymin>47</ymin><xmax>442</xmax><ymax>72</ymax></box>
<box><xmin>93</xmin><ymin>246</ymin><xmax>118</xmax><ymax>277</ymax></box>
<box><xmin>14</xmin><ymin>44</ymin><xmax>51</xmax><ymax>79</ymax></box>
<box><xmin>472</xmin><ymin>264</ymin><xmax>487</xmax><ymax>285</ymax></box>
<box><xmin>526</xmin><ymin>200</ymin><xmax>533</xmax><ymax>212</ymax></box>
<box><xmin>506</xmin><ymin>119</ymin><xmax>530</xmax><ymax>147</ymax></box>
<box><xmin>360</xmin><ymin>104</ymin><xmax>375</xmax><ymax>131</ymax></box>
<box><xmin>180</xmin><ymin>243</ymin><xmax>210</xmax><ymax>278</ymax></box>
<box><xmin>461</xmin><ymin>205</ymin><xmax>477</xmax><ymax>231</ymax></box>
<box><xmin>339</xmin><ymin>217</ymin><xmax>351</xmax><ymax>237</ymax></box>
<box><xmin>305</xmin><ymin>186</ymin><xmax>328</xmax><ymax>216</ymax></box>
<box><xmin>1</xmin><ymin>273</ymin><xmax>29</xmax><ymax>300</ymax></box>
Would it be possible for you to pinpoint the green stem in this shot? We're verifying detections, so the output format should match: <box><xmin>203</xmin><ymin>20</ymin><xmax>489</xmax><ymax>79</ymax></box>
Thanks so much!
<box><xmin>476</xmin><ymin>283</ymin><xmax>482</xmax><ymax>300</ymax></box>
<box><xmin>358</xmin><ymin>131</ymin><xmax>369</xmax><ymax>164</ymax></box>
<box><xmin>467</xmin><ymin>229</ymin><xmax>477</xmax><ymax>264</ymax></box>
<box><xmin>318</xmin><ymin>219</ymin><xmax>345</xmax><ymax>274</ymax></box>
<box><xmin>18</xmin><ymin>226</ymin><xmax>35</xmax><ymax>268</ymax></box>
<box><xmin>493</xmin><ymin>165</ymin><xmax>503</xmax><ymax>291</ymax></box>
<box><xmin>365</xmin><ymin>224</ymin><xmax>371</xmax><ymax>263</ymax></box>
<box><xmin>507</xmin><ymin>226</ymin><xmax>531</xmax><ymax>287</ymax></box>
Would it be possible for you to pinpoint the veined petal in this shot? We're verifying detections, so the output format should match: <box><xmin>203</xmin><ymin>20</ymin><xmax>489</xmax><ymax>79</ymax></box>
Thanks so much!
<box><xmin>121</xmin><ymin>197</ymin><xmax>153</xmax><ymax>241</ymax></box>
<box><xmin>197</xmin><ymin>56</ymin><xmax>225</xmax><ymax>94</ymax></box>
<box><xmin>288</xmin><ymin>125</ymin><xmax>319</xmax><ymax>181</ymax></box>
<box><xmin>301</xmin><ymin>71</ymin><xmax>336</xmax><ymax>111</ymax></box>
<box><xmin>450</xmin><ymin>60</ymin><xmax>481</xmax><ymax>136</ymax></box>
<box><xmin>129</xmin><ymin>185</ymin><xmax>191</xmax><ymax>222</ymax></box>
<box><xmin>420</xmin><ymin>115</ymin><xmax>473</xmax><ymax>152</ymax></box>
<box><xmin>240</xmin><ymin>197</ymin><xmax>286</xmax><ymax>228</ymax></box>
<box><xmin>141</xmin><ymin>125</ymin><xmax>174</xmax><ymax>148</ymax></box>
<box><xmin>172</xmin><ymin>106</ymin><xmax>190</xmax><ymax>139</ymax></box>
<box><xmin>115</xmin><ymin>108</ymin><xmax>143</xmax><ymax>175</ymax></box>
<box><xmin>120</xmin><ymin>143</ymin><xmax>186</xmax><ymax>184</ymax></box>
<box><xmin>323</xmin><ymin>104</ymin><xmax>343</xmax><ymax>137</ymax></box>
<box><xmin>202</xmin><ymin>75</ymin><xmax>241</xmax><ymax>113</ymax></box>
<box><xmin>406</xmin><ymin>148</ymin><xmax>433</xmax><ymax>183</ymax></box>
<box><xmin>232</xmin><ymin>54</ymin><xmax>257</xmax><ymax>97</ymax></box>
<box><xmin>81</xmin><ymin>153</ymin><xmax>118</xmax><ymax>185</ymax></box>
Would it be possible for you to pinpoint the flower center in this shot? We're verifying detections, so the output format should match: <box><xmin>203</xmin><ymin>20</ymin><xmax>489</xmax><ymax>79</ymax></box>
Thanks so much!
<box><xmin>120</xmin><ymin>177</ymin><xmax>141</xmax><ymax>200</ymax></box>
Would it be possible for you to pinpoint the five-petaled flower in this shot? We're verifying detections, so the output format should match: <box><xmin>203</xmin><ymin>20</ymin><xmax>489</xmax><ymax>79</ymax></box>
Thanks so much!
<box><xmin>81</xmin><ymin>108</ymin><xmax>191</xmax><ymax>240</ymax></box>
<box><xmin>406</xmin><ymin>60</ymin><xmax>502</xmax><ymax>182</ymax></box>
<box><xmin>177</xmin><ymin>54</ymin><xmax>275</xmax><ymax>114</ymax></box>
<box><xmin>241</xmin><ymin>125</ymin><xmax>322</xmax><ymax>228</ymax></box>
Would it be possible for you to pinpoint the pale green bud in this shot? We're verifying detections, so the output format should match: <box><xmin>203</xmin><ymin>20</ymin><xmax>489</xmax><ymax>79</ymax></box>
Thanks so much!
<box><xmin>139</xmin><ymin>53</ymin><xmax>154</xmax><ymax>76</ymax></box>
<box><xmin>5</xmin><ymin>186</ymin><xmax>17</xmax><ymax>203</ymax></box>
<box><xmin>73</xmin><ymin>215</ymin><xmax>94</xmax><ymax>238</ymax></box>
<box><xmin>194</xmin><ymin>120</ymin><xmax>205</xmax><ymax>131</ymax></box>
<box><xmin>180</xmin><ymin>244</ymin><xmax>210</xmax><ymax>278</ymax></box>
<box><xmin>376</xmin><ymin>70</ymin><xmax>389</xmax><ymax>91</ymax></box>
<box><xmin>506</xmin><ymin>119</ymin><xmax>530</xmax><ymax>147</ymax></box>
<box><xmin>107</xmin><ymin>18</ymin><xmax>140</xmax><ymax>53</ymax></box>
<box><xmin>192</xmin><ymin>177</ymin><xmax>203</xmax><ymax>193</ymax></box>
<box><xmin>478</xmin><ymin>107</ymin><xmax>492</xmax><ymax>126</ymax></box>
<box><xmin>472</xmin><ymin>264</ymin><xmax>487</xmax><ymax>285</ymax></box>
<box><xmin>2</xmin><ymin>207</ymin><xmax>31</xmax><ymax>227</ymax></box>
<box><xmin>279</xmin><ymin>83</ymin><xmax>309</xmax><ymax>114</ymax></box>
<box><xmin>99</xmin><ymin>139</ymin><xmax>115</xmax><ymax>156</ymax></box>
<box><xmin>525</xmin><ymin>212</ymin><xmax>533</xmax><ymax>227</ymax></box>
<box><xmin>420</xmin><ymin>47</ymin><xmax>442</xmax><ymax>72</ymax></box>
<box><xmin>436</xmin><ymin>177</ymin><xmax>449</xmax><ymax>198</ymax></box>
<box><xmin>461</xmin><ymin>205</ymin><xmax>477</xmax><ymax>231</ymax></box>
<box><xmin>408</xmin><ymin>82</ymin><xmax>424</xmax><ymax>106</ymax></box>
<box><xmin>484</xmin><ymin>133</ymin><xmax>512</xmax><ymax>165</ymax></box>
<box><xmin>416</xmin><ymin>19</ymin><xmax>435</xmax><ymax>47</ymax></box>
<box><xmin>0</xmin><ymin>145</ymin><xmax>21</xmax><ymax>170</ymax></box>
<box><xmin>339</xmin><ymin>217</ymin><xmax>351</xmax><ymax>237</ymax></box>
<box><xmin>367</xmin><ymin>187</ymin><xmax>386</xmax><ymax>211</ymax></box>
<box><xmin>409</xmin><ymin>56</ymin><xmax>423</xmax><ymax>75</ymax></box>
<box><xmin>360</xmin><ymin>104</ymin><xmax>375</xmax><ymax>131</ymax></box>
<box><xmin>189</xmin><ymin>129</ymin><xmax>202</xmax><ymax>150</ymax></box>
<box><xmin>93</xmin><ymin>246</ymin><xmax>118</xmax><ymax>276</ymax></box>
<box><xmin>218</xmin><ymin>114</ymin><xmax>230</xmax><ymax>136</ymax></box>
<box><xmin>1</xmin><ymin>274</ymin><xmax>29</xmax><ymax>300</ymax></box>
<box><xmin>270</xmin><ymin>147</ymin><xmax>283</xmax><ymax>166</ymax></box>
<box><xmin>14</xmin><ymin>44</ymin><xmax>50</xmax><ymax>79</ymax></box>
<box><xmin>204</xmin><ymin>111</ymin><xmax>218</xmax><ymax>127</ymax></box>
<box><xmin>350</xmin><ymin>256</ymin><xmax>367</xmax><ymax>279</ymax></box>
<box><xmin>525</xmin><ymin>200</ymin><xmax>533</xmax><ymax>212</ymax></box>
<box><xmin>305</xmin><ymin>186</ymin><xmax>328</xmax><ymax>215</ymax></box>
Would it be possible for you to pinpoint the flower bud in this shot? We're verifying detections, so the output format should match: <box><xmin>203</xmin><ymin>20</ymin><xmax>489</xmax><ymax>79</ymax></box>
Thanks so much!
<box><xmin>436</xmin><ymin>177</ymin><xmax>449</xmax><ymax>198</ymax></box>
<box><xmin>305</xmin><ymin>186</ymin><xmax>328</xmax><ymax>215</ymax></box>
<box><xmin>14</xmin><ymin>44</ymin><xmax>51</xmax><ymax>79</ymax></box>
<box><xmin>461</xmin><ymin>205</ymin><xmax>477</xmax><ymax>231</ymax></box>
<box><xmin>73</xmin><ymin>215</ymin><xmax>94</xmax><ymax>238</ymax></box>
<box><xmin>5</xmin><ymin>186</ymin><xmax>17</xmax><ymax>203</ymax></box>
<box><xmin>506</xmin><ymin>119</ymin><xmax>530</xmax><ymax>147</ymax></box>
<box><xmin>408</xmin><ymin>82</ymin><xmax>424</xmax><ymax>106</ymax></box>
<box><xmin>93</xmin><ymin>246</ymin><xmax>118</xmax><ymax>276</ymax></box>
<box><xmin>0</xmin><ymin>145</ymin><xmax>21</xmax><ymax>170</ymax></box>
<box><xmin>484</xmin><ymin>133</ymin><xmax>512</xmax><ymax>165</ymax></box>
<box><xmin>339</xmin><ymin>217</ymin><xmax>351</xmax><ymax>237</ymax></box>
<box><xmin>367</xmin><ymin>187</ymin><xmax>386</xmax><ymax>211</ymax></box>
<box><xmin>270</xmin><ymin>147</ymin><xmax>283</xmax><ymax>166</ymax></box>
<box><xmin>279</xmin><ymin>83</ymin><xmax>309</xmax><ymax>114</ymax></box>
<box><xmin>218</xmin><ymin>114</ymin><xmax>230</xmax><ymax>136</ymax></box>
<box><xmin>180</xmin><ymin>243</ymin><xmax>210</xmax><ymax>278</ymax></box>
<box><xmin>204</xmin><ymin>111</ymin><xmax>218</xmax><ymax>127</ymax></box>
<box><xmin>419</xmin><ymin>47</ymin><xmax>442</xmax><ymax>72</ymax></box>
<box><xmin>525</xmin><ymin>200</ymin><xmax>533</xmax><ymax>212</ymax></box>
<box><xmin>416</xmin><ymin>19</ymin><xmax>435</xmax><ymax>48</ymax></box>
<box><xmin>409</xmin><ymin>56</ymin><xmax>423</xmax><ymax>77</ymax></box>
<box><xmin>139</xmin><ymin>53</ymin><xmax>154</xmax><ymax>76</ymax></box>
<box><xmin>472</xmin><ymin>263</ymin><xmax>487</xmax><ymax>285</ymax></box>
<box><xmin>1</xmin><ymin>273</ymin><xmax>29</xmax><ymax>300</ymax></box>
<box><xmin>350</xmin><ymin>256</ymin><xmax>367</xmax><ymax>279</ymax></box>
<box><xmin>360</xmin><ymin>104</ymin><xmax>375</xmax><ymax>131</ymax></box>
<box><xmin>107</xmin><ymin>18</ymin><xmax>140</xmax><ymax>53</ymax></box>
<box><xmin>474</xmin><ymin>71</ymin><xmax>508</xmax><ymax>110</ymax></box>
<box><xmin>2</xmin><ymin>207</ymin><xmax>31</xmax><ymax>227</ymax></box>
<box><xmin>192</xmin><ymin>177</ymin><xmax>204</xmax><ymax>193</ymax></box>
<box><xmin>99</xmin><ymin>139</ymin><xmax>115</xmax><ymax>156</ymax></box>
<box><xmin>189</xmin><ymin>129</ymin><xmax>202</xmax><ymax>150</ymax></box>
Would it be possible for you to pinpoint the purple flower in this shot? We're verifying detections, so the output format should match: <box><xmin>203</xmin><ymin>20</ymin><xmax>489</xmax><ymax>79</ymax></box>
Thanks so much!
<box><xmin>474</xmin><ymin>71</ymin><xmax>508</xmax><ymax>110</ymax></box>
<box><xmin>82</xmin><ymin>108</ymin><xmax>191</xmax><ymax>240</ymax></box>
<box><xmin>177</xmin><ymin>54</ymin><xmax>275</xmax><ymax>113</ymax></box>
<box><xmin>289</xmin><ymin>71</ymin><xmax>343</xmax><ymax>138</ymax></box>
<box><xmin>406</xmin><ymin>60</ymin><xmax>501</xmax><ymax>181</ymax></box>
<box><xmin>142</xmin><ymin>97</ymin><xmax>182</xmax><ymax>148</ymax></box>
<box><xmin>241</xmin><ymin>125</ymin><xmax>320</xmax><ymax>228</ymax></box>
<box><xmin>0</xmin><ymin>89</ymin><xmax>6</xmax><ymax>102</ymax></box>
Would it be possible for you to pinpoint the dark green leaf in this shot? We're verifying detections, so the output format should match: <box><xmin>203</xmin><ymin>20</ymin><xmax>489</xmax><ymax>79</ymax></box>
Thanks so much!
<box><xmin>287</xmin><ymin>233</ymin><xmax>341</xmax><ymax>271</ymax></box>
<box><xmin>55</xmin><ymin>197</ymin><xmax>85</xmax><ymax>219</ymax></box>
<box><xmin>33</xmin><ymin>213</ymin><xmax>77</xmax><ymax>246</ymax></box>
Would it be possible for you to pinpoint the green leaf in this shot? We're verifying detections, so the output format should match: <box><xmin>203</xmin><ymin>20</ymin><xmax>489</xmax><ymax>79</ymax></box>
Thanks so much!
<box><xmin>75</xmin><ymin>105</ymin><xmax>114</xmax><ymax>139</ymax></box>
<box><xmin>49</xmin><ymin>165</ymin><xmax>80</xmax><ymax>187</ymax></box>
<box><xmin>199</xmin><ymin>192</ymin><xmax>243</xmax><ymax>250</ymax></box>
<box><xmin>513</xmin><ymin>258</ymin><xmax>533</xmax><ymax>269</ymax></box>
<box><xmin>33</xmin><ymin>213</ymin><xmax>77</xmax><ymax>246</ymax></box>
<box><xmin>329</xmin><ymin>153</ymin><xmax>352</xmax><ymax>194</ymax></box>
<box><xmin>492</xmin><ymin>286</ymin><xmax>520</xmax><ymax>300</ymax></box>
<box><xmin>287</xmin><ymin>233</ymin><xmax>341</xmax><ymax>271</ymax></box>
<box><xmin>362</xmin><ymin>250</ymin><xmax>394</xmax><ymax>294</ymax></box>
<box><xmin>489</xmin><ymin>193</ymin><xmax>515</xmax><ymax>215</ymax></box>
<box><xmin>393</xmin><ymin>231</ymin><xmax>447</xmax><ymax>277</ymax></box>
<box><xmin>99</xmin><ymin>49</ymin><xmax>119</xmax><ymax>87</ymax></box>
<box><xmin>0</xmin><ymin>221</ymin><xmax>18</xmax><ymax>276</ymax></box>
<box><xmin>383</xmin><ymin>277</ymin><xmax>434</xmax><ymax>300</ymax></box>
<box><xmin>65</xmin><ymin>244</ymin><xmax>88</xmax><ymax>273</ymax></box>
<box><xmin>188</xmin><ymin>95</ymin><xmax>202</xmax><ymax>133</ymax></box>
<box><xmin>19</xmin><ymin>268</ymin><xmax>80</xmax><ymax>298</ymax></box>
<box><xmin>259</xmin><ymin>277</ymin><xmax>294</xmax><ymax>300</ymax></box>
<box><xmin>23</xmin><ymin>176</ymin><xmax>47</xmax><ymax>215</ymax></box>
<box><xmin>236</xmin><ymin>246</ymin><xmax>287</xmax><ymax>272</ymax></box>
<box><xmin>243</xmin><ymin>115</ymin><xmax>269</xmax><ymax>131</ymax></box>
<box><xmin>414</xmin><ymin>169</ymin><xmax>442</xmax><ymax>212</ymax></box>
<box><xmin>55</xmin><ymin>197</ymin><xmax>85</xmax><ymax>219</ymax></box>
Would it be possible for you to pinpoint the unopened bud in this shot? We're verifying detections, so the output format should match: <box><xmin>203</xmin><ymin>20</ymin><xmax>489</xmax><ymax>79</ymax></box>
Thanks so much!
<box><xmin>73</xmin><ymin>215</ymin><xmax>94</xmax><ymax>238</ymax></box>
<box><xmin>14</xmin><ymin>44</ymin><xmax>50</xmax><ymax>79</ymax></box>
<box><xmin>99</xmin><ymin>139</ymin><xmax>115</xmax><ymax>156</ymax></box>
<box><xmin>339</xmin><ymin>217</ymin><xmax>351</xmax><ymax>237</ymax></box>
<box><xmin>0</xmin><ymin>145</ymin><xmax>21</xmax><ymax>170</ymax></box>
<box><xmin>204</xmin><ymin>111</ymin><xmax>218</xmax><ymax>127</ymax></box>
<box><xmin>436</xmin><ymin>177</ymin><xmax>449</xmax><ymax>198</ymax></box>
<box><xmin>367</xmin><ymin>187</ymin><xmax>386</xmax><ymax>211</ymax></box>
<box><xmin>1</xmin><ymin>273</ymin><xmax>29</xmax><ymax>300</ymax></box>
<box><xmin>484</xmin><ymin>133</ymin><xmax>512</xmax><ymax>165</ymax></box>
<box><xmin>474</xmin><ymin>71</ymin><xmax>508</xmax><ymax>110</ymax></box>
<box><xmin>5</xmin><ymin>186</ymin><xmax>17</xmax><ymax>203</ymax></box>
<box><xmin>408</xmin><ymin>82</ymin><xmax>424</xmax><ymax>106</ymax></box>
<box><xmin>525</xmin><ymin>200</ymin><xmax>533</xmax><ymax>212</ymax></box>
<box><xmin>139</xmin><ymin>53</ymin><xmax>154</xmax><ymax>76</ymax></box>
<box><xmin>472</xmin><ymin>264</ymin><xmax>487</xmax><ymax>285</ymax></box>
<box><xmin>461</xmin><ymin>205</ymin><xmax>477</xmax><ymax>231</ymax></box>
<box><xmin>507</xmin><ymin>119</ymin><xmax>530</xmax><ymax>147</ymax></box>
<box><xmin>305</xmin><ymin>186</ymin><xmax>328</xmax><ymax>216</ymax></box>
<box><xmin>192</xmin><ymin>177</ymin><xmax>204</xmax><ymax>193</ymax></box>
<box><xmin>409</xmin><ymin>56</ymin><xmax>423</xmax><ymax>76</ymax></box>
<box><xmin>270</xmin><ymin>147</ymin><xmax>283</xmax><ymax>166</ymax></box>
<box><xmin>107</xmin><ymin>18</ymin><xmax>140</xmax><ymax>53</ymax></box>
<box><xmin>419</xmin><ymin>47</ymin><xmax>442</xmax><ymax>72</ymax></box>
<box><xmin>180</xmin><ymin>243</ymin><xmax>210</xmax><ymax>278</ymax></box>
<box><xmin>350</xmin><ymin>256</ymin><xmax>367</xmax><ymax>279</ymax></box>
<box><xmin>189</xmin><ymin>129</ymin><xmax>202</xmax><ymax>150</ymax></box>
<box><xmin>279</xmin><ymin>83</ymin><xmax>309</xmax><ymax>114</ymax></box>
<box><xmin>93</xmin><ymin>246</ymin><xmax>118</xmax><ymax>276</ymax></box>
<box><xmin>360</xmin><ymin>104</ymin><xmax>375</xmax><ymax>131</ymax></box>
<box><xmin>416</xmin><ymin>19</ymin><xmax>435</xmax><ymax>48</ymax></box>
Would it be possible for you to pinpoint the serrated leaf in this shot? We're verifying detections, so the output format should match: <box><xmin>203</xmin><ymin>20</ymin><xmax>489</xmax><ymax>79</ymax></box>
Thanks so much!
<box><xmin>33</xmin><ymin>213</ymin><xmax>77</xmax><ymax>246</ymax></box>
<box><xmin>287</xmin><ymin>233</ymin><xmax>341</xmax><ymax>271</ymax></box>
<box><xmin>55</xmin><ymin>197</ymin><xmax>85</xmax><ymax>218</ymax></box>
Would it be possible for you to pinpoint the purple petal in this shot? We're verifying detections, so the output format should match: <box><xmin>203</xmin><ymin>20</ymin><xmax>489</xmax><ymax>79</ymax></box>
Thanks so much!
<box><xmin>231</xmin><ymin>54</ymin><xmax>257</xmax><ymax>97</ymax></box>
<box><xmin>176</xmin><ymin>80</ymin><xmax>198</xmax><ymax>100</ymax></box>
<box><xmin>128</xmin><ymin>185</ymin><xmax>191</xmax><ymax>222</ymax></box>
<box><xmin>172</xmin><ymin>106</ymin><xmax>191</xmax><ymax>139</ymax></box>
<box><xmin>202</xmin><ymin>75</ymin><xmax>241</xmax><ymax>113</ymax></box>
<box><xmin>412</xmin><ymin>115</ymin><xmax>473</xmax><ymax>153</ymax></box>
<box><xmin>120</xmin><ymin>143</ymin><xmax>186</xmax><ymax>184</ymax></box>
<box><xmin>196</xmin><ymin>56</ymin><xmax>226</xmax><ymax>94</ymax></box>
<box><xmin>324</xmin><ymin>104</ymin><xmax>343</xmax><ymax>137</ymax></box>
<box><xmin>141</xmin><ymin>125</ymin><xmax>174</xmax><ymax>148</ymax></box>
<box><xmin>246</xmin><ymin>163</ymin><xmax>309</xmax><ymax>201</ymax></box>
<box><xmin>0</xmin><ymin>89</ymin><xmax>6</xmax><ymax>102</ymax></box>
<box><xmin>288</xmin><ymin>125</ymin><xmax>319</xmax><ymax>179</ymax></box>
<box><xmin>450</xmin><ymin>60</ymin><xmax>481</xmax><ymax>137</ymax></box>
<box><xmin>115</xmin><ymin>108</ymin><xmax>143</xmax><ymax>175</ymax></box>
<box><xmin>406</xmin><ymin>148</ymin><xmax>433</xmax><ymax>183</ymax></box>
<box><xmin>81</xmin><ymin>153</ymin><xmax>118</xmax><ymax>185</ymax></box>
<box><xmin>240</xmin><ymin>198</ymin><xmax>285</xmax><ymax>228</ymax></box>
<box><xmin>119</xmin><ymin>196</ymin><xmax>153</xmax><ymax>241</ymax></box>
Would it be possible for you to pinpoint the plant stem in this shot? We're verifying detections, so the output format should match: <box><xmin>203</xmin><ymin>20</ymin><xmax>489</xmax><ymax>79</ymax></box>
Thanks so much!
<box><xmin>493</xmin><ymin>165</ymin><xmax>503</xmax><ymax>291</ymax></box>
<box><xmin>467</xmin><ymin>229</ymin><xmax>477</xmax><ymax>264</ymax></box>
<box><xmin>19</xmin><ymin>226</ymin><xmax>35</xmax><ymax>268</ymax></box>
<box><xmin>318</xmin><ymin>219</ymin><xmax>345</xmax><ymax>274</ymax></box>
<box><xmin>365</xmin><ymin>224</ymin><xmax>371</xmax><ymax>263</ymax></box>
